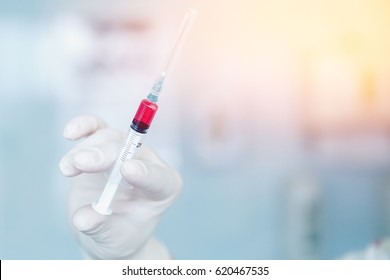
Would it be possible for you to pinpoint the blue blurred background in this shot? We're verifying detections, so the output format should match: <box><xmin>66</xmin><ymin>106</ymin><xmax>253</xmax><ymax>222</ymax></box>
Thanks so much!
<box><xmin>1</xmin><ymin>0</ymin><xmax>390</xmax><ymax>259</ymax></box>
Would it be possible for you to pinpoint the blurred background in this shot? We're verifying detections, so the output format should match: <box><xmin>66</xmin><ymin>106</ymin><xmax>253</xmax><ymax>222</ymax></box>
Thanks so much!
<box><xmin>1</xmin><ymin>0</ymin><xmax>390</xmax><ymax>259</ymax></box>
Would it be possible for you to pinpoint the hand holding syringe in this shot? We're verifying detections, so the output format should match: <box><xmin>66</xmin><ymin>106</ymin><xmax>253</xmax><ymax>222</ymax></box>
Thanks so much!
<box><xmin>92</xmin><ymin>9</ymin><xmax>197</xmax><ymax>215</ymax></box>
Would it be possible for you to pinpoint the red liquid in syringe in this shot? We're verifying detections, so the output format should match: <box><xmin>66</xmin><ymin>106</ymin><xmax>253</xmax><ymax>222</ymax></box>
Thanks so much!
<box><xmin>130</xmin><ymin>99</ymin><xmax>158</xmax><ymax>134</ymax></box>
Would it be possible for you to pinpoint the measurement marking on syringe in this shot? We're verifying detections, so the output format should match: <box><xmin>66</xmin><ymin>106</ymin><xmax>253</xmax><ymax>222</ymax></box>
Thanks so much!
<box><xmin>120</xmin><ymin>133</ymin><xmax>143</xmax><ymax>161</ymax></box>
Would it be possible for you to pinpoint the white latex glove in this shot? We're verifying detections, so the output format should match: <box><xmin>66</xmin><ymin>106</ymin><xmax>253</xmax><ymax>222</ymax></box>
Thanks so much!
<box><xmin>59</xmin><ymin>115</ymin><xmax>182</xmax><ymax>259</ymax></box>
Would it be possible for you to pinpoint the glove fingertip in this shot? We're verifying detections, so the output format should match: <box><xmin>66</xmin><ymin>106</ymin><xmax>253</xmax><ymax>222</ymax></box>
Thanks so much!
<box><xmin>64</xmin><ymin>115</ymin><xmax>107</xmax><ymax>140</ymax></box>
<box><xmin>73</xmin><ymin>205</ymin><xmax>105</xmax><ymax>233</ymax></box>
<box><xmin>63</xmin><ymin>123</ymin><xmax>80</xmax><ymax>140</ymax></box>
<box><xmin>59</xmin><ymin>158</ymin><xmax>80</xmax><ymax>177</ymax></box>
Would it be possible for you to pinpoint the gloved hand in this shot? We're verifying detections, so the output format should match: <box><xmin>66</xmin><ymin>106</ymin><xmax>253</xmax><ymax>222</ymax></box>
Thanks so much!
<box><xmin>59</xmin><ymin>115</ymin><xmax>182</xmax><ymax>259</ymax></box>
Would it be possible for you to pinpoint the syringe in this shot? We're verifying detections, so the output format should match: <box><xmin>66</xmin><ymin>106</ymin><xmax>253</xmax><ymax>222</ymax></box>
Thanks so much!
<box><xmin>92</xmin><ymin>9</ymin><xmax>197</xmax><ymax>215</ymax></box>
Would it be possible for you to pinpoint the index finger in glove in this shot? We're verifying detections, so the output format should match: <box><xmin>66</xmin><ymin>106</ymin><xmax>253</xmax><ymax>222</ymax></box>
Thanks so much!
<box><xmin>63</xmin><ymin>115</ymin><xmax>107</xmax><ymax>140</ymax></box>
<box><xmin>60</xmin><ymin>128</ymin><xmax>123</xmax><ymax>176</ymax></box>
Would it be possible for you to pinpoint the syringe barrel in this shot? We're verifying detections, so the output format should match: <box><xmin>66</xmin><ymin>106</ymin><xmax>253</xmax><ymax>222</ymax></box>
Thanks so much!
<box><xmin>92</xmin><ymin>99</ymin><xmax>158</xmax><ymax>215</ymax></box>
<box><xmin>93</xmin><ymin>128</ymin><xmax>145</xmax><ymax>215</ymax></box>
